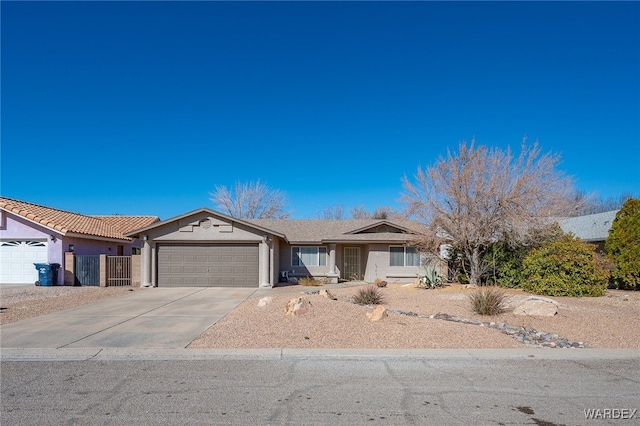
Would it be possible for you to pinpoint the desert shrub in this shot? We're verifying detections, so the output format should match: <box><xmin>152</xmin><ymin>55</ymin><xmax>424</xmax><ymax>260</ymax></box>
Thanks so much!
<box><xmin>605</xmin><ymin>198</ymin><xmax>640</xmax><ymax>290</ymax></box>
<box><xmin>468</xmin><ymin>287</ymin><xmax>506</xmax><ymax>315</ymax></box>
<box><xmin>298</xmin><ymin>276</ymin><xmax>327</xmax><ymax>287</ymax></box>
<box><xmin>373</xmin><ymin>278</ymin><xmax>388</xmax><ymax>288</ymax></box>
<box><xmin>352</xmin><ymin>285</ymin><xmax>386</xmax><ymax>305</ymax></box>
<box><xmin>522</xmin><ymin>234</ymin><xmax>609</xmax><ymax>297</ymax></box>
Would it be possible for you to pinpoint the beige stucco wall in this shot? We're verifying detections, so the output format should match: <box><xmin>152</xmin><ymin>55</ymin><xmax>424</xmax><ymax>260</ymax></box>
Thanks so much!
<box><xmin>146</xmin><ymin>211</ymin><xmax>265</xmax><ymax>242</ymax></box>
<box><xmin>141</xmin><ymin>211</ymin><xmax>276</xmax><ymax>287</ymax></box>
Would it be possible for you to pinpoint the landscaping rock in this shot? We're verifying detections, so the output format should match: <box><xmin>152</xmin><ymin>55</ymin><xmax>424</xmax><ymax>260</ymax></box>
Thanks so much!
<box><xmin>319</xmin><ymin>289</ymin><xmax>337</xmax><ymax>300</ymax></box>
<box><xmin>284</xmin><ymin>297</ymin><xmax>310</xmax><ymax>316</ymax></box>
<box><xmin>513</xmin><ymin>299</ymin><xmax>558</xmax><ymax>317</ymax></box>
<box><xmin>366</xmin><ymin>305</ymin><xmax>387</xmax><ymax>321</ymax></box>
<box><xmin>257</xmin><ymin>297</ymin><xmax>273</xmax><ymax>307</ymax></box>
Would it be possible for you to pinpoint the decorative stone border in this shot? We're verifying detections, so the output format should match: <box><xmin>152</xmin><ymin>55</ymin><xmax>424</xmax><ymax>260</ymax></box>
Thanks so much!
<box><xmin>389</xmin><ymin>309</ymin><xmax>587</xmax><ymax>348</ymax></box>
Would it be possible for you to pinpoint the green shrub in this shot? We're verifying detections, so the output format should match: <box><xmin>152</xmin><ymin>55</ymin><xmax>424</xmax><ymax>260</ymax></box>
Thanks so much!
<box><xmin>605</xmin><ymin>198</ymin><xmax>640</xmax><ymax>290</ymax></box>
<box><xmin>352</xmin><ymin>285</ymin><xmax>386</xmax><ymax>305</ymax></box>
<box><xmin>468</xmin><ymin>287</ymin><xmax>506</xmax><ymax>315</ymax></box>
<box><xmin>485</xmin><ymin>241</ymin><xmax>527</xmax><ymax>288</ymax></box>
<box><xmin>522</xmin><ymin>234</ymin><xmax>609</xmax><ymax>297</ymax></box>
<box><xmin>486</xmin><ymin>225</ymin><xmax>564</xmax><ymax>288</ymax></box>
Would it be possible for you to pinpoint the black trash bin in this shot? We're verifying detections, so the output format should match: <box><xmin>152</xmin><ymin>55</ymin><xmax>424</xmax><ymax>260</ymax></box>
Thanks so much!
<box><xmin>34</xmin><ymin>263</ymin><xmax>60</xmax><ymax>286</ymax></box>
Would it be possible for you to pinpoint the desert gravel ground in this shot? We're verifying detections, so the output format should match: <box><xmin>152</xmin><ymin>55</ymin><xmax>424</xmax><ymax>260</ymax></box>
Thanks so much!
<box><xmin>0</xmin><ymin>285</ymin><xmax>138</xmax><ymax>325</ymax></box>
<box><xmin>190</xmin><ymin>284</ymin><xmax>640</xmax><ymax>349</ymax></box>
<box><xmin>1</xmin><ymin>283</ymin><xmax>638</xmax><ymax>349</ymax></box>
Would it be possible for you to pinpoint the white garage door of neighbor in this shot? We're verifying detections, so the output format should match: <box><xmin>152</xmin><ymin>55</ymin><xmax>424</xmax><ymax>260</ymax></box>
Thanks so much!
<box><xmin>0</xmin><ymin>240</ymin><xmax>48</xmax><ymax>284</ymax></box>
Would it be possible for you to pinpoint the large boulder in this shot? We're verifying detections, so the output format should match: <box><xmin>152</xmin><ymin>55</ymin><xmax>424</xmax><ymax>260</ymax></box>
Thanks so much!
<box><xmin>513</xmin><ymin>299</ymin><xmax>558</xmax><ymax>317</ymax></box>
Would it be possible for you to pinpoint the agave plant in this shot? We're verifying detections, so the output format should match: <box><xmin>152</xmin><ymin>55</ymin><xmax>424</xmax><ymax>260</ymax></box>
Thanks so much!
<box><xmin>417</xmin><ymin>267</ymin><xmax>444</xmax><ymax>289</ymax></box>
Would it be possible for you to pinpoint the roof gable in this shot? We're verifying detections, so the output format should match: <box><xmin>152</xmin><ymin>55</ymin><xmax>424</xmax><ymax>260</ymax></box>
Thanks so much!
<box><xmin>124</xmin><ymin>207</ymin><xmax>287</xmax><ymax>239</ymax></box>
<box><xmin>0</xmin><ymin>197</ymin><xmax>158</xmax><ymax>241</ymax></box>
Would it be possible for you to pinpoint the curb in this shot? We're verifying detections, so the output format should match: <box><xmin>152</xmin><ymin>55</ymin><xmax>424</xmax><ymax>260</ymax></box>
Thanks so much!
<box><xmin>2</xmin><ymin>348</ymin><xmax>638</xmax><ymax>362</ymax></box>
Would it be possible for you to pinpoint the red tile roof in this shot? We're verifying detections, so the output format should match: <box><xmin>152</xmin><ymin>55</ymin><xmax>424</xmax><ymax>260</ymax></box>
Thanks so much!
<box><xmin>0</xmin><ymin>197</ymin><xmax>159</xmax><ymax>241</ymax></box>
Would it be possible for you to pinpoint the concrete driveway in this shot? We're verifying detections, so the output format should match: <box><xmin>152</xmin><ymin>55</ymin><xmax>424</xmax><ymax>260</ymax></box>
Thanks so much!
<box><xmin>0</xmin><ymin>287</ymin><xmax>257</xmax><ymax>349</ymax></box>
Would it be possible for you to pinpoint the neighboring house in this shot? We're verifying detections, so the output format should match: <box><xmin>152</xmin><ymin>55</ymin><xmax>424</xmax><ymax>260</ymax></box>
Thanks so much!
<box><xmin>0</xmin><ymin>197</ymin><xmax>159</xmax><ymax>285</ymax></box>
<box><xmin>558</xmin><ymin>210</ymin><xmax>619</xmax><ymax>252</ymax></box>
<box><xmin>125</xmin><ymin>207</ymin><xmax>431</xmax><ymax>288</ymax></box>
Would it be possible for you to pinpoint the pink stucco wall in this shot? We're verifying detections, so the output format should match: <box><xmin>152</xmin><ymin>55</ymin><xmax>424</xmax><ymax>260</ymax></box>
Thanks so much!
<box><xmin>1</xmin><ymin>211</ymin><xmax>140</xmax><ymax>285</ymax></box>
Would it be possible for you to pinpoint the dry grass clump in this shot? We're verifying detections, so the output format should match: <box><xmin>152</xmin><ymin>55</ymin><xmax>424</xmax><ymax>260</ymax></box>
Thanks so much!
<box><xmin>468</xmin><ymin>286</ymin><xmax>506</xmax><ymax>315</ymax></box>
<box><xmin>351</xmin><ymin>285</ymin><xmax>386</xmax><ymax>305</ymax></box>
<box><xmin>298</xmin><ymin>276</ymin><xmax>329</xmax><ymax>286</ymax></box>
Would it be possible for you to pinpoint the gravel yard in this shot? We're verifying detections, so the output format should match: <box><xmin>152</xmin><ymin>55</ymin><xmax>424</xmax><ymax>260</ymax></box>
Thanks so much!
<box><xmin>2</xmin><ymin>283</ymin><xmax>638</xmax><ymax>349</ymax></box>
<box><xmin>0</xmin><ymin>286</ymin><xmax>138</xmax><ymax>325</ymax></box>
<box><xmin>190</xmin><ymin>284</ymin><xmax>640</xmax><ymax>349</ymax></box>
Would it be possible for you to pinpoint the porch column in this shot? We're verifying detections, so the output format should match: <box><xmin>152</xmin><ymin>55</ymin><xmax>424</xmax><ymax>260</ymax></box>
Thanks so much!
<box><xmin>141</xmin><ymin>239</ymin><xmax>152</xmax><ymax>287</ymax></box>
<box><xmin>259</xmin><ymin>238</ymin><xmax>271</xmax><ymax>288</ymax></box>
<box><xmin>327</xmin><ymin>243</ymin><xmax>339</xmax><ymax>284</ymax></box>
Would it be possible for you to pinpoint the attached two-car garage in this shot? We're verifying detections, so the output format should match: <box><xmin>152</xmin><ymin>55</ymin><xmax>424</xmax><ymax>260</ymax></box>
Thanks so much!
<box><xmin>157</xmin><ymin>243</ymin><xmax>259</xmax><ymax>287</ymax></box>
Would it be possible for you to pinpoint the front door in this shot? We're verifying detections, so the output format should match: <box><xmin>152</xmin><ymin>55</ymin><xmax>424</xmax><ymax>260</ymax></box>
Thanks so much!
<box><xmin>343</xmin><ymin>247</ymin><xmax>361</xmax><ymax>281</ymax></box>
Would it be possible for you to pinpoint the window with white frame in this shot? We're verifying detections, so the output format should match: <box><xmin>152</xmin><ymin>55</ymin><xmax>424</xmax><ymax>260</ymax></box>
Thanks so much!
<box><xmin>292</xmin><ymin>246</ymin><xmax>327</xmax><ymax>267</ymax></box>
<box><xmin>389</xmin><ymin>246</ymin><xmax>420</xmax><ymax>267</ymax></box>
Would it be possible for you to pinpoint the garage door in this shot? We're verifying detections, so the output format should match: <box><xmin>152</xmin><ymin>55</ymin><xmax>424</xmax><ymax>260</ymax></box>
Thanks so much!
<box><xmin>0</xmin><ymin>240</ymin><xmax>48</xmax><ymax>284</ymax></box>
<box><xmin>158</xmin><ymin>243</ymin><xmax>259</xmax><ymax>287</ymax></box>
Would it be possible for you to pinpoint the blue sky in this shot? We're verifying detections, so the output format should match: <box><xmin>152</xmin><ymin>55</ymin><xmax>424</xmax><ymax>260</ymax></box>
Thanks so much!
<box><xmin>2</xmin><ymin>1</ymin><xmax>638</xmax><ymax>220</ymax></box>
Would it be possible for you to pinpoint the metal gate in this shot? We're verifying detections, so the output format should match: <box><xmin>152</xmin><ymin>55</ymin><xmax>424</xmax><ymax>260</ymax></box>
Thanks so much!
<box><xmin>107</xmin><ymin>256</ymin><xmax>131</xmax><ymax>286</ymax></box>
<box><xmin>75</xmin><ymin>255</ymin><xmax>100</xmax><ymax>286</ymax></box>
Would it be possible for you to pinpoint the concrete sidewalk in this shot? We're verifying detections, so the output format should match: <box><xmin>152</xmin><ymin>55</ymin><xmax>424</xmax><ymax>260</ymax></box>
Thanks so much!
<box><xmin>0</xmin><ymin>287</ymin><xmax>257</xmax><ymax>349</ymax></box>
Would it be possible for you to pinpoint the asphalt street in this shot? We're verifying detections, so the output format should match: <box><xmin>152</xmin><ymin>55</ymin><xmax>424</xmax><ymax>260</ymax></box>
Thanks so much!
<box><xmin>2</xmin><ymin>353</ymin><xmax>639</xmax><ymax>425</ymax></box>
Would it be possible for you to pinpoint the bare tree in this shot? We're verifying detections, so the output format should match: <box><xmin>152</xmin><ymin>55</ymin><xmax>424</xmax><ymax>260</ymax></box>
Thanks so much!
<box><xmin>317</xmin><ymin>204</ymin><xmax>345</xmax><ymax>220</ymax></box>
<box><xmin>349</xmin><ymin>205</ymin><xmax>398</xmax><ymax>220</ymax></box>
<box><xmin>210</xmin><ymin>180</ymin><xmax>290</xmax><ymax>219</ymax></box>
<box><xmin>401</xmin><ymin>139</ymin><xmax>578</xmax><ymax>285</ymax></box>
<box><xmin>573</xmin><ymin>190</ymin><xmax>634</xmax><ymax>216</ymax></box>
<box><xmin>349</xmin><ymin>205</ymin><xmax>370</xmax><ymax>219</ymax></box>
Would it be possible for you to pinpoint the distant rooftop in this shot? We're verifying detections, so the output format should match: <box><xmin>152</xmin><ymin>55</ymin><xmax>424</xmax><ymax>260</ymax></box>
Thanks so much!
<box><xmin>558</xmin><ymin>210</ymin><xmax>619</xmax><ymax>242</ymax></box>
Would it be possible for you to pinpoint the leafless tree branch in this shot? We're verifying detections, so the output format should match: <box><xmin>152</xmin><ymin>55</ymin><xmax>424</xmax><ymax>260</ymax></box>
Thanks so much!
<box><xmin>210</xmin><ymin>180</ymin><xmax>290</xmax><ymax>219</ymax></box>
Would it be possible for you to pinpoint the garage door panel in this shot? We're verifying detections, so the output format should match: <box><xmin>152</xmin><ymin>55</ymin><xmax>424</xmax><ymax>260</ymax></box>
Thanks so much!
<box><xmin>158</xmin><ymin>244</ymin><xmax>259</xmax><ymax>287</ymax></box>
<box><xmin>0</xmin><ymin>240</ymin><xmax>48</xmax><ymax>284</ymax></box>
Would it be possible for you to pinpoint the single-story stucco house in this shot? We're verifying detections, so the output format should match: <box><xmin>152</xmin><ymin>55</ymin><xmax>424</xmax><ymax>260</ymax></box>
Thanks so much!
<box><xmin>0</xmin><ymin>197</ymin><xmax>159</xmax><ymax>285</ymax></box>
<box><xmin>125</xmin><ymin>207</ymin><xmax>432</xmax><ymax>288</ymax></box>
<box><xmin>558</xmin><ymin>209</ymin><xmax>619</xmax><ymax>253</ymax></box>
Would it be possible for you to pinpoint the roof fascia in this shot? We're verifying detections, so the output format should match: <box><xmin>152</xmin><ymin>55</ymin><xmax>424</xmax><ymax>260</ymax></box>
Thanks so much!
<box><xmin>1</xmin><ymin>207</ymin><xmax>67</xmax><ymax>236</ymax></box>
<box><xmin>64</xmin><ymin>232</ymin><xmax>132</xmax><ymax>243</ymax></box>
